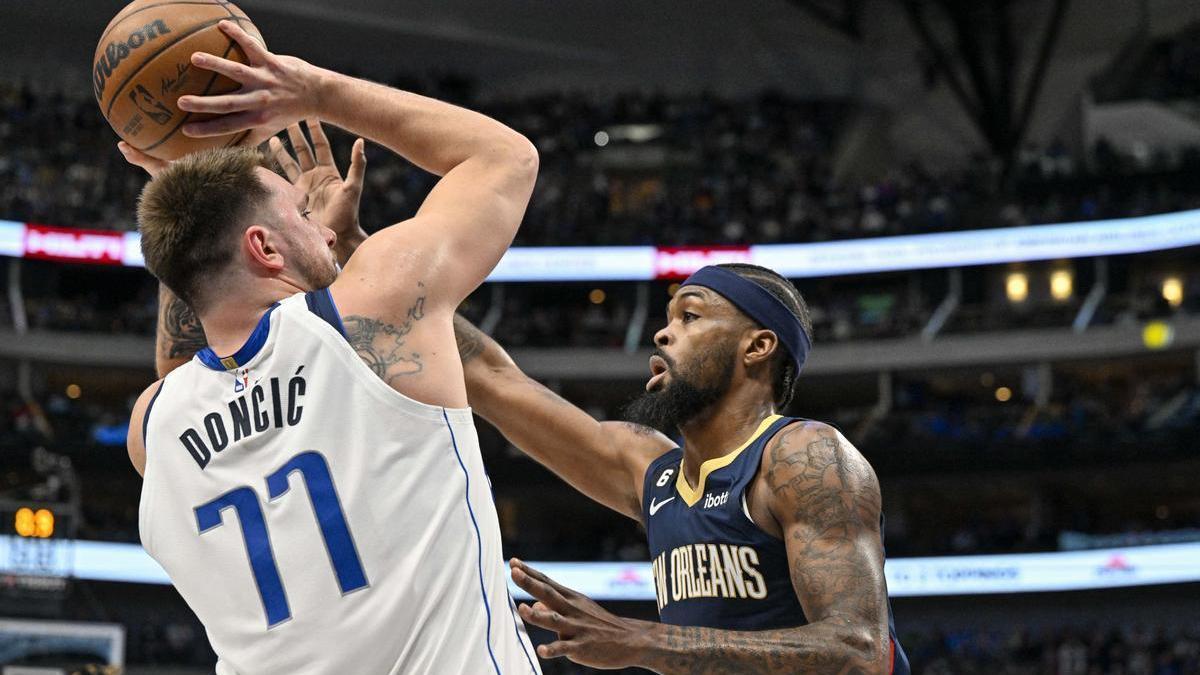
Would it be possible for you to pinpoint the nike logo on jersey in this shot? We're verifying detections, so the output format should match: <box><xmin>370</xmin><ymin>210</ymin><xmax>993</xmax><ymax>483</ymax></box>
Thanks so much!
<box><xmin>649</xmin><ymin>496</ymin><xmax>676</xmax><ymax>515</ymax></box>
<box><xmin>703</xmin><ymin>491</ymin><xmax>729</xmax><ymax>509</ymax></box>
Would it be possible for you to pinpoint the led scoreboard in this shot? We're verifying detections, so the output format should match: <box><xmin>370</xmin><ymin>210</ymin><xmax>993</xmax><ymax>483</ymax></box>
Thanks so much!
<box><xmin>0</xmin><ymin>500</ymin><xmax>75</xmax><ymax>606</ymax></box>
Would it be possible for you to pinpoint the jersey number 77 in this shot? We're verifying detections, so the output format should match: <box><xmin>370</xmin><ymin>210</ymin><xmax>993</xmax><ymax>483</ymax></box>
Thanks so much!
<box><xmin>194</xmin><ymin>451</ymin><xmax>369</xmax><ymax>627</ymax></box>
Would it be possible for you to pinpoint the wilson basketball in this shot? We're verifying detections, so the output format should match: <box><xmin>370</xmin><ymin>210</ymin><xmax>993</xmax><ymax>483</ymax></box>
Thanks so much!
<box><xmin>93</xmin><ymin>0</ymin><xmax>265</xmax><ymax>160</ymax></box>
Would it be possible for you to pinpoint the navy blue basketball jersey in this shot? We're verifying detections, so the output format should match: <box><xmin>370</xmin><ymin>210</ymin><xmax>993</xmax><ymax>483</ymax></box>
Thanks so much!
<box><xmin>641</xmin><ymin>414</ymin><xmax>910</xmax><ymax>674</ymax></box>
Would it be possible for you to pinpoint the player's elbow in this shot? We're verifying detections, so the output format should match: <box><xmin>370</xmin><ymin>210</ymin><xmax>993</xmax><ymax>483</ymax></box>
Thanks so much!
<box><xmin>835</xmin><ymin>625</ymin><xmax>890</xmax><ymax>675</ymax></box>
<box><xmin>504</xmin><ymin>136</ymin><xmax>539</xmax><ymax>190</ymax></box>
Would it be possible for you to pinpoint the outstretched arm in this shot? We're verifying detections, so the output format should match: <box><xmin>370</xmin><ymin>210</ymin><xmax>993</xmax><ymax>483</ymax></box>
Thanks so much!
<box><xmin>455</xmin><ymin>315</ymin><xmax>673</xmax><ymax>522</ymax></box>
<box><xmin>511</xmin><ymin>421</ymin><xmax>893</xmax><ymax>674</ymax></box>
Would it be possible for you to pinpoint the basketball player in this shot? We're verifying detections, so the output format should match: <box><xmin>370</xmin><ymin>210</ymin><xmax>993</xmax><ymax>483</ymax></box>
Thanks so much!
<box><xmin>123</xmin><ymin>20</ymin><xmax>542</xmax><ymax>674</ymax></box>
<box><xmin>452</xmin><ymin>266</ymin><xmax>912</xmax><ymax>674</ymax></box>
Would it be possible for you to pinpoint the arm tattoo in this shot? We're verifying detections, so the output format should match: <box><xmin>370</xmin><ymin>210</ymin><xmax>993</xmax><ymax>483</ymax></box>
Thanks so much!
<box><xmin>768</xmin><ymin>424</ymin><xmax>887</xmax><ymax>668</ymax></box>
<box><xmin>641</xmin><ymin>623</ymin><xmax>875</xmax><ymax>675</ymax></box>
<box><xmin>452</xmin><ymin>313</ymin><xmax>486</xmax><ymax>364</ymax></box>
<box><xmin>635</xmin><ymin>424</ymin><xmax>888</xmax><ymax>674</ymax></box>
<box><xmin>161</xmin><ymin>292</ymin><xmax>207</xmax><ymax>359</ymax></box>
<box><xmin>343</xmin><ymin>286</ymin><xmax>427</xmax><ymax>384</ymax></box>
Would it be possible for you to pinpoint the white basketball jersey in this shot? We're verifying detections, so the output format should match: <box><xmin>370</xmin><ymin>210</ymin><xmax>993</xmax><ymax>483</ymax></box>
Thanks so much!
<box><xmin>140</xmin><ymin>289</ymin><xmax>540</xmax><ymax>675</ymax></box>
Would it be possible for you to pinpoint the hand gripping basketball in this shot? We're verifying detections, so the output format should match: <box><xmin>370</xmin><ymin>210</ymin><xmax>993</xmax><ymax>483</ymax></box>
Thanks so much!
<box><xmin>177</xmin><ymin>20</ymin><xmax>321</xmax><ymax>147</ymax></box>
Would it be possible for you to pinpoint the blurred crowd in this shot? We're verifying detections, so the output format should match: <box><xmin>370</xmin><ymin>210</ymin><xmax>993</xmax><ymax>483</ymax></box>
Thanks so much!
<box><xmin>4</xmin><ymin>357</ymin><xmax>1196</xmax><ymax>560</ymax></box>
<box><xmin>11</xmin><ymin>269</ymin><xmax>1195</xmax><ymax>351</ymax></box>
<box><xmin>48</xmin><ymin>615</ymin><xmax>1200</xmax><ymax>674</ymax></box>
<box><xmin>906</xmin><ymin>623</ymin><xmax>1200</xmax><ymax>675</ymax></box>
<box><xmin>4</xmin><ymin>73</ymin><xmax>1200</xmax><ymax>249</ymax></box>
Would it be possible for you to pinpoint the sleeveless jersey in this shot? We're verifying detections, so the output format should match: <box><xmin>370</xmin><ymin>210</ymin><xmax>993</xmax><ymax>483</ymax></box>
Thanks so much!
<box><xmin>641</xmin><ymin>414</ymin><xmax>910</xmax><ymax>674</ymax></box>
<box><xmin>140</xmin><ymin>289</ymin><xmax>540</xmax><ymax>675</ymax></box>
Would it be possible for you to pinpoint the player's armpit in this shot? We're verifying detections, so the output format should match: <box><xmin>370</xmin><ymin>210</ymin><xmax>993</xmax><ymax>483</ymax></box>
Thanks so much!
<box><xmin>454</xmin><ymin>314</ymin><xmax>673</xmax><ymax>522</ymax></box>
<box><xmin>155</xmin><ymin>284</ymin><xmax>206</xmax><ymax>379</ymax></box>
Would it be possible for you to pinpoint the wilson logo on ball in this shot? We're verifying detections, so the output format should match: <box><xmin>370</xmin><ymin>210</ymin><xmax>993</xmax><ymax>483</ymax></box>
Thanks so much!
<box><xmin>93</xmin><ymin>20</ymin><xmax>172</xmax><ymax>102</ymax></box>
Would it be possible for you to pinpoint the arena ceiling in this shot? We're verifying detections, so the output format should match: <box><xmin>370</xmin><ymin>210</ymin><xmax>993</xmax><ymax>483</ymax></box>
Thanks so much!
<box><xmin>3</xmin><ymin>0</ymin><xmax>1198</xmax><ymax>164</ymax></box>
<box><xmin>5</xmin><ymin>0</ymin><xmax>1198</xmax><ymax>97</ymax></box>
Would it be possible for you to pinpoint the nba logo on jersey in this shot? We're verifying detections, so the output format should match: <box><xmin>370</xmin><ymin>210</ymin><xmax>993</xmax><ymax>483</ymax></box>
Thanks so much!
<box><xmin>233</xmin><ymin>367</ymin><xmax>249</xmax><ymax>393</ymax></box>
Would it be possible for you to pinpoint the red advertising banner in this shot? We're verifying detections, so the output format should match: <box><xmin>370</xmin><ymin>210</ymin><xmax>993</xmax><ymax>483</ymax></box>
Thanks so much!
<box><xmin>23</xmin><ymin>224</ymin><xmax>126</xmax><ymax>265</ymax></box>
<box><xmin>653</xmin><ymin>246</ymin><xmax>752</xmax><ymax>279</ymax></box>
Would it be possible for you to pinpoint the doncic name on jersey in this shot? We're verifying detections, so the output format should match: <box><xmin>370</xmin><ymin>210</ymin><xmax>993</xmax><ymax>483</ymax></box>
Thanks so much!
<box><xmin>178</xmin><ymin>365</ymin><xmax>308</xmax><ymax>469</ymax></box>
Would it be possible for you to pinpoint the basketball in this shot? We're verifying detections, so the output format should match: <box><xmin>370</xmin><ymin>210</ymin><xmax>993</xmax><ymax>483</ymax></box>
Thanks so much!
<box><xmin>92</xmin><ymin>0</ymin><xmax>264</xmax><ymax>160</ymax></box>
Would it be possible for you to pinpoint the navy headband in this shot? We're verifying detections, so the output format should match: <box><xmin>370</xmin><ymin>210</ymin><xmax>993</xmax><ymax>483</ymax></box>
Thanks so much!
<box><xmin>679</xmin><ymin>266</ymin><xmax>811</xmax><ymax>374</ymax></box>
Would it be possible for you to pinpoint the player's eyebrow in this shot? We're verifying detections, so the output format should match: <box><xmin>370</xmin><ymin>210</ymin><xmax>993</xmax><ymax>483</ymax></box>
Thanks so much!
<box><xmin>666</xmin><ymin>289</ymin><xmax>708</xmax><ymax>318</ymax></box>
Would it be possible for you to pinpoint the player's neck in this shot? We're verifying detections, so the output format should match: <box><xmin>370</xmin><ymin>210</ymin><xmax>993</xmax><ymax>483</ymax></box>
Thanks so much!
<box><xmin>197</xmin><ymin>278</ymin><xmax>300</xmax><ymax>356</ymax></box>
<box><xmin>678</xmin><ymin>390</ymin><xmax>775</xmax><ymax>487</ymax></box>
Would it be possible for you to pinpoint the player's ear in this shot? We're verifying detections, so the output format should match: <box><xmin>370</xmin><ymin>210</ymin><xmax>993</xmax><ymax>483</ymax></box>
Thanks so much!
<box><xmin>243</xmin><ymin>224</ymin><xmax>285</xmax><ymax>272</ymax></box>
<box><xmin>743</xmin><ymin>328</ymin><xmax>778</xmax><ymax>369</ymax></box>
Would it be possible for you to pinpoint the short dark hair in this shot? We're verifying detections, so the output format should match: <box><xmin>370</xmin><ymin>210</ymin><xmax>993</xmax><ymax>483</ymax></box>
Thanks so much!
<box><xmin>137</xmin><ymin>147</ymin><xmax>271</xmax><ymax>311</ymax></box>
<box><xmin>716</xmin><ymin>263</ymin><xmax>812</xmax><ymax>409</ymax></box>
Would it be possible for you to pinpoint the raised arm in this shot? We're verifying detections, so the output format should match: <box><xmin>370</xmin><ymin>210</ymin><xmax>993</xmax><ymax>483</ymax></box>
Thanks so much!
<box><xmin>177</xmin><ymin>20</ymin><xmax>538</xmax><ymax>310</ymax></box>
<box><xmin>455</xmin><ymin>315</ymin><xmax>673</xmax><ymax>522</ymax></box>
<box><xmin>510</xmin><ymin>421</ymin><xmax>893</xmax><ymax>674</ymax></box>
<box><xmin>179</xmin><ymin>21</ymin><xmax>537</xmax><ymax>407</ymax></box>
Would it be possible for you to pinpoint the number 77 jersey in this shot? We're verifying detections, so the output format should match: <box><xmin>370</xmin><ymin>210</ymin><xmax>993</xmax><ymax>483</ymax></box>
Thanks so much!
<box><xmin>140</xmin><ymin>290</ymin><xmax>540</xmax><ymax>675</ymax></box>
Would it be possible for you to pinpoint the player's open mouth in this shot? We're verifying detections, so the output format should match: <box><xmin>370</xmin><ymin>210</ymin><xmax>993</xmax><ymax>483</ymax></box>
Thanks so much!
<box><xmin>647</xmin><ymin>355</ymin><xmax>669</xmax><ymax>391</ymax></box>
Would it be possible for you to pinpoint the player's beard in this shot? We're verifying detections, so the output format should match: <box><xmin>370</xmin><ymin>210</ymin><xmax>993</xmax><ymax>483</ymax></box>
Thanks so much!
<box><xmin>294</xmin><ymin>243</ymin><xmax>339</xmax><ymax>290</ymax></box>
<box><xmin>622</xmin><ymin>339</ymin><xmax>736</xmax><ymax>435</ymax></box>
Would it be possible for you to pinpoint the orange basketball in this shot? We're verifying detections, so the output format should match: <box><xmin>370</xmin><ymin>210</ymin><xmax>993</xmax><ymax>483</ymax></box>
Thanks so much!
<box><xmin>93</xmin><ymin>0</ymin><xmax>265</xmax><ymax>160</ymax></box>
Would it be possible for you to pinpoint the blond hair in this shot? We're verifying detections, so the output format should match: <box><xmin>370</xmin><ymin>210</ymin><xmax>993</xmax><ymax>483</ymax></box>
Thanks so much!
<box><xmin>137</xmin><ymin>147</ymin><xmax>271</xmax><ymax>310</ymax></box>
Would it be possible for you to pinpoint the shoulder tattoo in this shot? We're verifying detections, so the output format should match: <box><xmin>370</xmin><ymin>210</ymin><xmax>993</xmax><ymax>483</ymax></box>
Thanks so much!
<box><xmin>342</xmin><ymin>283</ymin><xmax>427</xmax><ymax>384</ymax></box>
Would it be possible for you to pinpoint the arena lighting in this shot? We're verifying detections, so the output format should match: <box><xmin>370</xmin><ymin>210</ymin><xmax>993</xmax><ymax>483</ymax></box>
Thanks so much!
<box><xmin>1142</xmin><ymin>321</ymin><xmax>1175</xmax><ymax>350</ymax></box>
<box><xmin>589</xmin><ymin>288</ymin><xmax>607</xmax><ymax>304</ymax></box>
<box><xmin>14</xmin><ymin>508</ymin><xmax>35</xmax><ymax>538</ymax></box>
<box><xmin>14</xmin><ymin>508</ymin><xmax>54</xmax><ymax>539</ymax></box>
<box><xmin>1162</xmin><ymin>277</ymin><xmax>1184</xmax><ymax>307</ymax></box>
<box><xmin>995</xmin><ymin>386</ymin><xmax>1013</xmax><ymax>402</ymax></box>
<box><xmin>3</xmin><ymin>207</ymin><xmax>1200</xmax><ymax>280</ymax></box>
<box><xmin>593</xmin><ymin>131</ymin><xmax>610</xmax><ymax>147</ymax></box>
<box><xmin>3</xmin><ymin>536</ymin><xmax>1200</xmax><ymax>599</ymax></box>
<box><xmin>65</xmin><ymin>384</ymin><xmax>82</xmax><ymax>399</ymax></box>
<box><xmin>1050</xmin><ymin>269</ymin><xmax>1073</xmax><ymax>301</ymax></box>
<box><xmin>1006</xmin><ymin>272</ymin><xmax>1029</xmax><ymax>303</ymax></box>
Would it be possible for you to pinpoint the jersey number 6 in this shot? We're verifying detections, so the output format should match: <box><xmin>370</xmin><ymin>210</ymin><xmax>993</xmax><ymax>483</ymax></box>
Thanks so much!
<box><xmin>194</xmin><ymin>451</ymin><xmax>369</xmax><ymax>627</ymax></box>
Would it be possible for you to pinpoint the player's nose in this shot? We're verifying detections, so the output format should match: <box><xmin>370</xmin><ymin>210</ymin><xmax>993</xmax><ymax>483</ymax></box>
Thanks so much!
<box><xmin>653</xmin><ymin>325</ymin><xmax>672</xmax><ymax>348</ymax></box>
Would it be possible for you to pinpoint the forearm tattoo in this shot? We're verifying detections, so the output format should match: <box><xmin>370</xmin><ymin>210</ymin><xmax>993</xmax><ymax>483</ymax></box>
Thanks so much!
<box><xmin>343</xmin><ymin>284</ymin><xmax>427</xmax><ymax>384</ymax></box>
<box><xmin>642</xmin><ymin>622</ymin><xmax>876</xmax><ymax>675</ymax></box>
<box><xmin>452</xmin><ymin>313</ymin><xmax>486</xmax><ymax>364</ymax></box>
